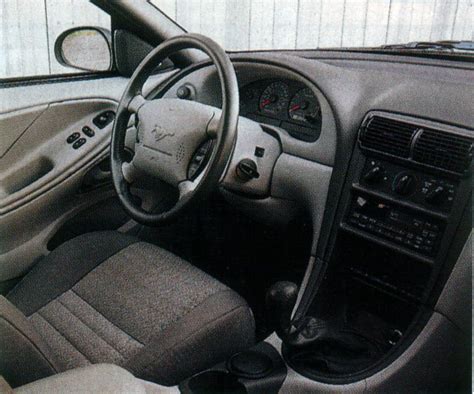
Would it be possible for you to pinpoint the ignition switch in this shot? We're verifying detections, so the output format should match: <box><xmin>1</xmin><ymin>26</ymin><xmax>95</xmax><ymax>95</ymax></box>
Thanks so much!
<box><xmin>236</xmin><ymin>158</ymin><xmax>260</xmax><ymax>181</ymax></box>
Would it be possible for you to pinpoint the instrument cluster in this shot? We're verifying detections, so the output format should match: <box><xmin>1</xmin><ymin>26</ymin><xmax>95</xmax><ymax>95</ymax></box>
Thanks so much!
<box><xmin>240</xmin><ymin>79</ymin><xmax>322</xmax><ymax>142</ymax></box>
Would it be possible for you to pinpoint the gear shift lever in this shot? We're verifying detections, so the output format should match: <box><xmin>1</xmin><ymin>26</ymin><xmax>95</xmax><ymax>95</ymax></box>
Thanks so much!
<box><xmin>266</xmin><ymin>281</ymin><xmax>299</xmax><ymax>341</ymax></box>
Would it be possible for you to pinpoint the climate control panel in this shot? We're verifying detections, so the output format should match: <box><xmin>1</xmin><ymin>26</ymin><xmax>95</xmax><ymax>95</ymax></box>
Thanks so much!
<box><xmin>359</xmin><ymin>158</ymin><xmax>457</xmax><ymax>212</ymax></box>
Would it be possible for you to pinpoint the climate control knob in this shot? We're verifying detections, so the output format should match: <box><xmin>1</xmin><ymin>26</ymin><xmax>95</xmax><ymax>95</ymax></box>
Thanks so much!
<box><xmin>425</xmin><ymin>185</ymin><xmax>447</xmax><ymax>205</ymax></box>
<box><xmin>363</xmin><ymin>166</ymin><xmax>384</xmax><ymax>185</ymax></box>
<box><xmin>393</xmin><ymin>173</ymin><xmax>417</xmax><ymax>196</ymax></box>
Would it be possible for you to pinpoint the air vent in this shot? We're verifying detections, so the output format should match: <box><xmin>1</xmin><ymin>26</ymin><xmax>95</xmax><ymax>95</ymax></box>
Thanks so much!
<box><xmin>413</xmin><ymin>128</ymin><xmax>473</xmax><ymax>174</ymax></box>
<box><xmin>360</xmin><ymin>116</ymin><xmax>418</xmax><ymax>158</ymax></box>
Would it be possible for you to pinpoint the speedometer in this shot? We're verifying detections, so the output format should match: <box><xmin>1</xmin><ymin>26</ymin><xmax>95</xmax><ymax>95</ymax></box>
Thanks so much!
<box><xmin>259</xmin><ymin>82</ymin><xmax>290</xmax><ymax>116</ymax></box>
<box><xmin>288</xmin><ymin>88</ymin><xmax>320</xmax><ymax>125</ymax></box>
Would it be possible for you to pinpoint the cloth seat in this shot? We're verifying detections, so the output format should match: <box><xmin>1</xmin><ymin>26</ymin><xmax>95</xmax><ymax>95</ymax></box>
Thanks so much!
<box><xmin>3</xmin><ymin>231</ymin><xmax>255</xmax><ymax>387</ymax></box>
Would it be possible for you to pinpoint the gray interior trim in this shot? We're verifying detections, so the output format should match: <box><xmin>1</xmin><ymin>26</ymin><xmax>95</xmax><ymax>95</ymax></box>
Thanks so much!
<box><xmin>268</xmin><ymin>311</ymin><xmax>469</xmax><ymax>393</ymax></box>
<box><xmin>13</xmin><ymin>363</ymin><xmax>180</xmax><ymax>393</ymax></box>
<box><xmin>0</xmin><ymin>177</ymin><xmax>115</xmax><ymax>281</ymax></box>
<box><xmin>14</xmin><ymin>364</ymin><xmax>146</xmax><ymax>394</ymax></box>
<box><xmin>0</xmin><ymin>72</ymin><xmax>177</xmax><ymax>282</ymax></box>
<box><xmin>271</xmin><ymin>154</ymin><xmax>332</xmax><ymax>255</ymax></box>
<box><xmin>162</xmin><ymin>61</ymin><xmax>338</xmax><ymax>167</ymax></box>
<box><xmin>0</xmin><ymin>74</ymin><xmax>175</xmax><ymax>114</ymax></box>
<box><xmin>0</xmin><ymin>105</ymin><xmax>48</xmax><ymax>158</ymax></box>
<box><xmin>265</xmin><ymin>231</ymin><xmax>472</xmax><ymax>392</ymax></box>
<box><xmin>435</xmin><ymin>231</ymin><xmax>472</xmax><ymax>335</ymax></box>
<box><xmin>0</xmin><ymin>99</ymin><xmax>116</xmax><ymax>213</ymax></box>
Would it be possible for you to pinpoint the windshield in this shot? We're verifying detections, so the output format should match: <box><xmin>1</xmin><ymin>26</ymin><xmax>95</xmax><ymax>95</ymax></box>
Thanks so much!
<box><xmin>150</xmin><ymin>0</ymin><xmax>473</xmax><ymax>54</ymax></box>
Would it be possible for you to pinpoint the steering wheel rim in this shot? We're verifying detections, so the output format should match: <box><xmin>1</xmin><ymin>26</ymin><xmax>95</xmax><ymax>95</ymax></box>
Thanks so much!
<box><xmin>110</xmin><ymin>33</ymin><xmax>239</xmax><ymax>226</ymax></box>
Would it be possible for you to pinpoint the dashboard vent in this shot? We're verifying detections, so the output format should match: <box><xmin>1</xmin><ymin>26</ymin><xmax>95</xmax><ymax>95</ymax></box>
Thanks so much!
<box><xmin>413</xmin><ymin>128</ymin><xmax>473</xmax><ymax>174</ymax></box>
<box><xmin>360</xmin><ymin>116</ymin><xmax>418</xmax><ymax>158</ymax></box>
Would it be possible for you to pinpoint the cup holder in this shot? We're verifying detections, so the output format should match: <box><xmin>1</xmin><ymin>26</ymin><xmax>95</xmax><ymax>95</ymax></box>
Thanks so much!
<box><xmin>181</xmin><ymin>343</ymin><xmax>286</xmax><ymax>394</ymax></box>
<box><xmin>187</xmin><ymin>371</ymin><xmax>247</xmax><ymax>394</ymax></box>
<box><xmin>227</xmin><ymin>350</ymin><xmax>274</xmax><ymax>379</ymax></box>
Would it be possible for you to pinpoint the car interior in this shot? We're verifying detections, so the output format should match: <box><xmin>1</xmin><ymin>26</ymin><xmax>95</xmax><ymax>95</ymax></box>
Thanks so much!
<box><xmin>0</xmin><ymin>1</ymin><xmax>472</xmax><ymax>393</ymax></box>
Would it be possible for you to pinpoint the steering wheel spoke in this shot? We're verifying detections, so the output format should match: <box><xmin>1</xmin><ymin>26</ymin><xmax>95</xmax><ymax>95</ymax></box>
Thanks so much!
<box><xmin>178</xmin><ymin>179</ymin><xmax>198</xmax><ymax>201</ymax></box>
<box><xmin>122</xmin><ymin>161</ymin><xmax>138</xmax><ymax>184</ymax></box>
<box><xmin>206</xmin><ymin>112</ymin><xmax>221</xmax><ymax>140</ymax></box>
<box><xmin>128</xmin><ymin>94</ymin><xmax>147</xmax><ymax>114</ymax></box>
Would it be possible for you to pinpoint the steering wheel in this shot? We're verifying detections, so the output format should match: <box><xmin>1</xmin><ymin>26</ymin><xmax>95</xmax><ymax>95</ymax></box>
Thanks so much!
<box><xmin>110</xmin><ymin>34</ymin><xmax>239</xmax><ymax>226</ymax></box>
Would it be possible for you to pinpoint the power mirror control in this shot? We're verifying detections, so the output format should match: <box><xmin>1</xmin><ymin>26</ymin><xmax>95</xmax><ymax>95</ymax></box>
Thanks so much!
<box><xmin>93</xmin><ymin>111</ymin><xmax>115</xmax><ymax>129</ymax></box>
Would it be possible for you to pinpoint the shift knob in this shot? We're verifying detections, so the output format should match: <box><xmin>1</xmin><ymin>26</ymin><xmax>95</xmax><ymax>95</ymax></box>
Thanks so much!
<box><xmin>265</xmin><ymin>281</ymin><xmax>299</xmax><ymax>340</ymax></box>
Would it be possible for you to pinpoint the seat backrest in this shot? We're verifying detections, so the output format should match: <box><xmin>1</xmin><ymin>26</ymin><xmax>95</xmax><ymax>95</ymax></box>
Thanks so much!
<box><xmin>0</xmin><ymin>296</ymin><xmax>59</xmax><ymax>388</ymax></box>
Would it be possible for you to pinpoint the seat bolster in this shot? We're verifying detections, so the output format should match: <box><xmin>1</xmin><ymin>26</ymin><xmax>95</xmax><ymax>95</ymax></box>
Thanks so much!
<box><xmin>14</xmin><ymin>364</ymin><xmax>148</xmax><ymax>394</ymax></box>
<box><xmin>0</xmin><ymin>296</ymin><xmax>59</xmax><ymax>388</ymax></box>
<box><xmin>128</xmin><ymin>290</ymin><xmax>256</xmax><ymax>386</ymax></box>
<box><xmin>7</xmin><ymin>231</ymin><xmax>138</xmax><ymax>316</ymax></box>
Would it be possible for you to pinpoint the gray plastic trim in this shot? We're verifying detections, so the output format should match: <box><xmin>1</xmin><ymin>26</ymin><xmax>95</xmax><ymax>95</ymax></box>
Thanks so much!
<box><xmin>0</xmin><ymin>157</ymin><xmax>115</xmax><ymax>281</ymax></box>
<box><xmin>221</xmin><ymin>117</ymin><xmax>281</xmax><ymax>197</ymax></box>
<box><xmin>264</xmin><ymin>231</ymin><xmax>472</xmax><ymax>392</ymax></box>
<box><xmin>435</xmin><ymin>231</ymin><xmax>472</xmax><ymax>335</ymax></box>
<box><xmin>15</xmin><ymin>364</ymin><xmax>149</xmax><ymax>393</ymax></box>
<box><xmin>0</xmin><ymin>99</ymin><xmax>116</xmax><ymax>213</ymax></box>
<box><xmin>0</xmin><ymin>72</ymin><xmax>176</xmax><ymax>281</ymax></box>
<box><xmin>162</xmin><ymin>62</ymin><xmax>338</xmax><ymax>167</ymax></box>
<box><xmin>271</xmin><ymin>311</ymin><xmax>468</xmax><ymax>392</ymax></box>
<box><xmin>0</xmin><ymin>73</ymin><xmax>176</xmax><ymax>114</ymax></box>
<box><xmin>271</xmin><ymin>154</ymin><xmax>333</xmax><ymax>255</ymax></box>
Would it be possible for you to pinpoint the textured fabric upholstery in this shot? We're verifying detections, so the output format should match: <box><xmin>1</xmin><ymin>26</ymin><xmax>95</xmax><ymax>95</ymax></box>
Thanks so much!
<box><xmin>0</xmin><ymin>296</ymin><xmax>59</xmax><ymax>388</ymax></box>
<box><xmin>5</xmin><ymin>232</ymin><xmax>255</xmax><ymax>387</ymax></box>
<box><xmin>14</xmin><ymin>364</ymin><xmax>148</xmax><ymax>394</ymax></box>
<box><xmin>8</xmin><ymin>232</ymin><xmax>138</xmax><ymax>316</ymax></box>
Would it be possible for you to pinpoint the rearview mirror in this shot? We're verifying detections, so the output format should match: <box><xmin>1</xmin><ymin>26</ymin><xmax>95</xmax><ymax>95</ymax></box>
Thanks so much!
<box><xmin>54</xmin><ymin>27</ymin><xmax>112</xmax><ymax>72</ymax></box>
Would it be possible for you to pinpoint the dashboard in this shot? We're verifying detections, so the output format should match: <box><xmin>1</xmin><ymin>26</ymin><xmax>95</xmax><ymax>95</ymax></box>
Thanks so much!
<box><xmin>239</xmin><ymin>79</ymin><xmax>321</xmax><ymax>142</ymax></box>
<box><xmin>159</xmin><ymin>53</ymin><xmax>472</xmax><ymax>389</ymax></box>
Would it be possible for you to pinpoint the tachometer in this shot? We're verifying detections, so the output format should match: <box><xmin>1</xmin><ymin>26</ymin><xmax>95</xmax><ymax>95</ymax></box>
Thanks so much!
<box><xmin>259</xmin><ymin>82</ymin><xmax>290</xmax><ymax>116</ymax></box>
<box><xmin>288</xmin><ymin>88</ymin><xmax>320</xmax><ymax>125</ymax></box>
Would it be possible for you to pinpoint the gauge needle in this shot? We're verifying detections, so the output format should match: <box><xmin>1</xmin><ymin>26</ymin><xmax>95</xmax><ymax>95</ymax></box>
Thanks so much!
<box><xmin>289</xmin><ymin>104</ymin><xmax>301</xmax><ymax>112</ymax></box>
<box><xmin>260</xmin><ymin>99</ymin><xmax>271</xmax><ymax>108</ymax></box>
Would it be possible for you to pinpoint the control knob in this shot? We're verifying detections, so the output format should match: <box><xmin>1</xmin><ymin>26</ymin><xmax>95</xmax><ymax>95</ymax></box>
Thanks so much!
<box><xmin>177</xmin><ymin>85</ymin><xmax>192</xmax><ymax>99</ymax></box>
<box><xmin>363</xmin><ymin>166</ymin><xmax>384</xmax><ymax>185</ymax></box>
<box><xmin>236</xmin><ymin>159</ymin><xmax>260</xmax><ymax>182</ymax></box>
<box><xmin>425</xmin><ymin>185</ymin><xmax>447</xmax><ymax>205</ymax></box>
<box><xmin>393</xmin><ymin>173</ymin><xmax>417</xmax><ymax>196</ymax></box>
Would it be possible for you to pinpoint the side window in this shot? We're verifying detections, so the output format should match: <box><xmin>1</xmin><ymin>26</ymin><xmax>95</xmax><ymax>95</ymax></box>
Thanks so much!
<box><xmin>1</xmin><ymin>0</ymin><xmax>111</xmax><ymax>80</ymax></box>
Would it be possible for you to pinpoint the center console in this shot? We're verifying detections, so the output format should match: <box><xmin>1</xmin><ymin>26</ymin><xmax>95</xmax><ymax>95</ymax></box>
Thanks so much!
<box><xmin>179</xmin><ymin>342</ymin><xmax>287</xmax><ymax>394</ymax></box>
<box><xmin>284</xmin><ymin>111</ymin><xmax>473</xmax><ymax>382</ymax></box>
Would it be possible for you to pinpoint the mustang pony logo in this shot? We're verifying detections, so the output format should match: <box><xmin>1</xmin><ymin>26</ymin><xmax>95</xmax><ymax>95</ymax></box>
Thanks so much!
<box><xmin>151</xmin><ymin>125</ymin><xmax>175</xmax><ymax>143</ymax></box>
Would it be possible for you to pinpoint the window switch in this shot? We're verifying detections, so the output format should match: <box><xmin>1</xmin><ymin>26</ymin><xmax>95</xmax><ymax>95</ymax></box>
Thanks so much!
<box><xmin>67</xmin><ymin>132</ymin><xmax>80</xmax><ymax>144</ymax></box>
<box><xmin>73</xmin><ymin>138</ymin><xmax>86</xmax><ymax>149</ymax></box>
<box><xmin>82</xmin><ymin>126</ymin><xmax>95</xmax><ymax>137</ymax></box>
<box><xmin>93</xmin><ymin>111</ymin><xmax>115</xmax><ymax>129</ymax></box>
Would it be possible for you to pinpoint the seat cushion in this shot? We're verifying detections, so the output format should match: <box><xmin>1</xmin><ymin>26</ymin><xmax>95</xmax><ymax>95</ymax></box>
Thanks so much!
<box><xmin>15</xmin><ymin>364</ymin><xmax>148</xmax><ymax>394</ymax></box>
<box><xmin>7</xmin><ymin>232</ymin><xmax>255</xmax><ymax>386</ymax></box>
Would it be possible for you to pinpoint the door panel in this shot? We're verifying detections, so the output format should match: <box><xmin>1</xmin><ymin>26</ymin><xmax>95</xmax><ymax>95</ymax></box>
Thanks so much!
<box><xmin>0</xmin><ymin>74</ymin><xmax>172</xmax><ymax>282</ymax></box>
<box><xmin>0</xmin><ymin>105</ymin><xmax>47</xmax><ymax>157</ymax></box>
<box><xmin>0</xmin><ymin>99</ymin><xmax>116</xmax><ymax>212</ymax></box>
